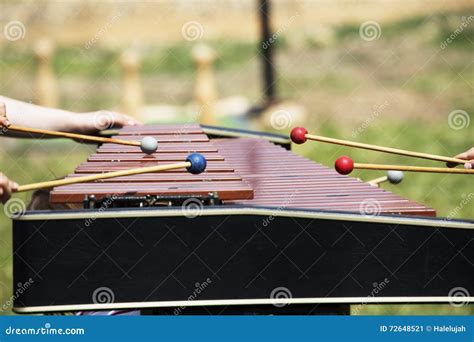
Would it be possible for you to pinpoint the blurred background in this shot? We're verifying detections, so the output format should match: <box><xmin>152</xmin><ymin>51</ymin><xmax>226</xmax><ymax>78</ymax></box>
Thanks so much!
<box><xmin>0</xmin><ymin>0</ymin><xmax>472</xmax><ymax>315</ymax></box>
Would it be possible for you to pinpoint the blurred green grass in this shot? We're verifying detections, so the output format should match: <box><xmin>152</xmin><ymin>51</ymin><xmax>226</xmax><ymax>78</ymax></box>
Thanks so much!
<box><xmin>335</xmin><ymin>11</ymin><xmax>474</xmax><ymax>48</ymax></box>
<box><xmin>0</xmin><ymin>8</ymin><xmax>473</xmax><ymax>315</ymax></box>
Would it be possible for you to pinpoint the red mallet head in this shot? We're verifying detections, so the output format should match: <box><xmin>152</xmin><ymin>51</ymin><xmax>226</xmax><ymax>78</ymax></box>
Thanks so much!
<box><xmin>290</xmin><ymin>127</ymin><xmax>308</xmax><ymax>144</ymax></box>
<box><xmin>335</xmin><ymin>156</ymin><xmax>354</xmax><ymax>175</ymax></box>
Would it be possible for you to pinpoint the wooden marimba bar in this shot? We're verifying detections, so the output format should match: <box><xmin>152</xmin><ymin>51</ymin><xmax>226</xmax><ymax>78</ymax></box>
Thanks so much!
<box><xmin>50</xmin><ymin>124</ymin><xmax>435</xmax><ymax>216</ymax></box>
<box><xmin>214</xmin><ymin>138</ymin><xmax>435</xmax><ymax>216</ymax></box>
<box><xmin>50</xmin><ymin>124</ymin><xmax>253</xmax><ymax>204</ymax></box>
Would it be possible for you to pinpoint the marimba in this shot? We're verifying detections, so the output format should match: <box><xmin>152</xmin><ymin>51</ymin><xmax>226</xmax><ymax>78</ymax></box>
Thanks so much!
<box><xmin>12</xmin><ymin>125</ymin><xmax>474</xmax><ymax>314</ymax></box>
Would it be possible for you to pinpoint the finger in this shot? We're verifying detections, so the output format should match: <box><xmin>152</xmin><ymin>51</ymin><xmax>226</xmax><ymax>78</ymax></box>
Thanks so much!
<box><xmin>0</xmin><ymin>102</ymin><xmax>6</xmax><ymax>117</ymax></box>
<box><xmin>125</xmin><ymin>117</ymin><xmax>142</xmax><ymax>125</ymax></box>
<box><xmin>466</xmin><ymin>148</ymin><xmax>474</xmax><ymax>160</ymax></box>
<box><xmin>9</xmin><ymin>181</ymin><xmax>19</xmax><ymax>192</ymax></box>
<box><xmin>447</xmin><ymin>152</ymin><xmax>467</xmax><ymax>167</ymax></box>
<box><xmin>3</xmin><ymin>180</ymin><xmax>12</xmax><ymax>195</ymax></box>
<box><xmin>0</xmin><ymin>174</ymin><xmax>14</xmax><ymax>203</ymax></box>
<box><xmin>454</xmin><ymin>152</ymin><xmax>469</xmax><ymax>160</ymax></box>
<box><xmin>448</xmin><ymin>150</ymin><xmax>473</xmax><ymax>167</ymax></box>
<box><xmin>464</xmin><ymin>160</ymin><xmax>474</xmax><ymax>169</ymax></box>
<box><xmin>0</xmin><ymin>117</ymin><xmax>10</xmax><ymax>127</ymax></box>
<box><xmin>112</xmin><ymin>113</ymin><xmax>142</xmax><ymax>126</ymax></box>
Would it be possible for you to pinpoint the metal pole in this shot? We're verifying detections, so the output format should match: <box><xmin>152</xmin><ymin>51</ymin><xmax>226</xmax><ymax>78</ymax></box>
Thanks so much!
<box><xmin>259</xmin><ymin>0</ymin><xmax>276</xmax><ymax>105</ymax></box>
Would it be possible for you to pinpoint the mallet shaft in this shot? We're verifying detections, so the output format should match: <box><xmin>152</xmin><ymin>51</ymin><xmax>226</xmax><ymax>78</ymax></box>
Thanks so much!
<box><xmin>354</xmin><ymin>163</ymin><xmax>474</xmax><ymax>174</ymax></box>
<box><xmin>16</xmin><ymin>161</ymin><xmax>191</xmax><ymax>192</ymax></box>
<box><xmin>305</xmin><ymin>133</ymin><xmax>466</xmax><ymax>164</ymax></box>
<box><xmin>6</xmin><ymin>124</ymin><xmax>140</xmax><ymax>147</ymax></box>
<box><xmin>367</xmin><ymin>176</ymin><xmax>388</xmax><ymax>186</ymax></box>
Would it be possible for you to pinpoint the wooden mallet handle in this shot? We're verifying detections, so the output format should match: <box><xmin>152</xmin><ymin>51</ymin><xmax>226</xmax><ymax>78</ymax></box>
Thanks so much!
<box><xmin>367</xmin><ymin>176</ymin><xmax>388</xmax><ymax>186</ymax></box>
<box><xmin>290</xmin><ymin>127</ymin><xmax>467</xmax><ymax>165</ymax></box>
<box><xmin>335</xmin><ymin>156</ymin><xmax>474</xmax><ymax>175</ymax></box>
<box><xmin>354</xmin><ymin>163</ymin><xmax>474</xmax><ymax>174</ymax></box>
<box><xmin>14</xmin><ymin>153</ymin><xmax>207</xmax><ymax>192</ymax></box>
<box><xmin>15</xmin><ymin>162</ymin><xmax>190</xmax><ymax>192</ymax></box>
<box><xmin>5</xmin><ymin>124</ymin><xmax>140</xmax><ymax>147</ymax></box>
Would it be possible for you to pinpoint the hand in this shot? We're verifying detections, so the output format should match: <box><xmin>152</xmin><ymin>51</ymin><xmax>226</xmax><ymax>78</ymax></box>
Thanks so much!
<box><xmin>0</xmin><ymin>105</ymin><xmax>10</xmax><ymax>129</ymax></box>
<box><xmin>0</xmin><ymin>116</ymin><xmax>9</xmax><ymax>127</ymax></box>
<box><xmin>0</xmin><ymin>173</ymin><xmax>18</xmax><ymax>204</ymax></box>
<box><xmin>447</xmin><ymin>147</ymin><xmax>474</xmax><ymax>169</ymax></box>
<box><xmin>70</xmin><ymin>111</ymin><xmax>142</xmax><ymax>134</ymax></box>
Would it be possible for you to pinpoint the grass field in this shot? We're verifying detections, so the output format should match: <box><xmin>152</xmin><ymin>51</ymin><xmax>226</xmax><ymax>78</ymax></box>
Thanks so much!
<box><xmin>0</xmin><ymin>8</ymin><xmax>473</xmax><ymax>315</ymax></box>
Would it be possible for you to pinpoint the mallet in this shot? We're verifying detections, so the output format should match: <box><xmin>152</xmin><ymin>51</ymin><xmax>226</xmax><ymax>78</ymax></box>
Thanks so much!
<box><xmin>14</xmin><ymin>153</ymin><xmax>207</xmax><ymax>193</ymax></box>
<box><xmin>290</xmin><ymin>127</ymin><xmax>467</xmax><ymax>165</ymax></box>
<box><xmin>3</xmin><ymin>124</ymin><xmax>159</xmax><ymax>155</ymax></box>
<box><xmin>368</xmin><ymin>170</ymin><xmax>404</xmax><ymax>186</ymax></box>
<box><xmin>335</xmin><ymin>156</ymin><xmax>474</xmax><ymax>175</ymax></box>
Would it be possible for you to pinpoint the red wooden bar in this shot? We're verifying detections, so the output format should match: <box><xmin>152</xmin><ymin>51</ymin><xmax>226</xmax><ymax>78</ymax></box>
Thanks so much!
<box><xmin>87</xmin><ymin>152</ymin><xmax>224</xmax><ymax>162</ymax></box>
<box><xmin>74</xmin><ymin>162</ymin><xmax>235</xmax><ymax>173</ymax></box>
<box><xmin>50</xmin><ymin>125</ymin><xmax>436</xmax><ymax>216</ymax></box>
<box><xmin>213</xmin><ymin>138</ymin><xmax>436</xmax><ymax>217</ymax></box>
<box><xmin>50</xmin><ymin>125</ymin><xmax>253</xmax><ymax>204</ymax></box>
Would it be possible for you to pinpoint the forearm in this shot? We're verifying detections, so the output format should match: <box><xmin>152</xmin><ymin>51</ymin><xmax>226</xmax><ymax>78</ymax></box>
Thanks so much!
<box><xmin>0</xmin><ymin>96</ymin><xmax>141</xmax><ymax>136</ymax></box>
<box><xmin>0</xmin><ymin>95</ymin><xmax>82</xmax><ymax>133</ymax></box>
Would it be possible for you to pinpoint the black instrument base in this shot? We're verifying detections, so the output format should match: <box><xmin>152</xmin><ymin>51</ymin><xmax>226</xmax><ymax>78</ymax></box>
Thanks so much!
<box><xmin>12</xmin><ymin>206</ymin><xmax>474</xmax><ymax>313</ymax></box>
<box><xmin>144</xmin><ymin>304</ymin><xmax>350</xmax><ymax>315</ymax></box>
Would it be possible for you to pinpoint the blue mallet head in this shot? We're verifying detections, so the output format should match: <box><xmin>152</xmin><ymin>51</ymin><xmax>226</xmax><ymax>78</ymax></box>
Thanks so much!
<box><xmin>186</xmin><ymin>153</ymin><xmax>207</xmax><ymax>174</ymax></box>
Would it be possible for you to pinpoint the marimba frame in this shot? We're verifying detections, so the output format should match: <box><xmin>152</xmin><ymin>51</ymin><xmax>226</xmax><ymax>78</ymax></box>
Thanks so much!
<box><xmin>12</xmin><ymin>206</ymin><xmax>474</xmax><ymax>314</ymax></box>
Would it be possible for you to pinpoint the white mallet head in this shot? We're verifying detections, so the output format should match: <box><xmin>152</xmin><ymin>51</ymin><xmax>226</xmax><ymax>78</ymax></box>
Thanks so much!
<box><xmin>387</xmin><ymin>170</ymin><xmax>404</xmax><ymax>184</ymax></box>
<box><xmin>140</xmin><ymin>136</ymin><xmax>158</xmax><ymax>155</ymax></box>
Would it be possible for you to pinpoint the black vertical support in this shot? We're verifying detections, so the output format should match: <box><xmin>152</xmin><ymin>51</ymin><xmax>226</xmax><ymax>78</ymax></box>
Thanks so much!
<box><xmin>259</xmin><ymin>0</ymin><xmax>276</xmax><ymax>106</ymax></box>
